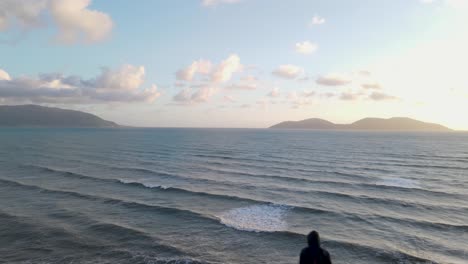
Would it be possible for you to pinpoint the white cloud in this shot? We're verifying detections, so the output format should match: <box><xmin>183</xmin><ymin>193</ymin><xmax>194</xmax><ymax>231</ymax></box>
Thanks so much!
<box><xmin>176</xmin><ymin>59</ymin><xmax>212</xmax><ymax>81</ymax></box>
<box><xmin>309</xmin><ymin>15</ymin><xmax>325</xmax><ymax>26</ymax></box>
<box><xmin>0</xmin><ymin>0</ymin><xmax>48</xmax><ymax>30</ymax></box>
<box><xmin>202</xmin><ymin>0</ymin><xmax>242</xmax><ymax>7</ymax></box>
<box><xmin>295</xmin><ymin>41</ymin><xmax>318</xmax><ymax>55</ymax></box>
<box><xmin>223</xmin><ymin>95</ymin><xmax>236</xmax><ymax>103</ymax></box>
<box><xmin>0</xmin><ymin>65</ymin><xmax>160</xmax><ymax>104</ymax></box>
<box><xmin>95</xmin><ymin>65</ymin><xmax>146</xmax><ymax>91</ymax></box>
<box><xmin>339</xmin><ymin>92</ymin><xmax>361</xmax><ymax>101</ymax></box>
<box><xmin>272</xmin><ymin>64</ymin><xmax>304</xmax><ymax>79</ymax></box>
<box><xmin>176</xmin><ymin>54</ymin><xmax>242</xmax><ymax>84</ymax></box>
<box><xmin>0</xmin><ymin>69</ymin><xmax>11</xmax><ymax>81</ymax></box>
<box><xmin>191</xmin><ymin>85</ymin><xmax>217</xmax><ymax>102</ymax></box>
<box><xmin>173</xmin><ymin>85</ymin><xmax>217</xmax><ymax>104</ymax></box>
<box><xmin>50</xmin><ymin>0</ymin><xmax>113</xmax><ymax>44</ymax></box>
<box><xmin>226</xmin><ymin>74</ymin><xmax>258</xmax><ymax>90</ymax></box>
<box><xmin>226</xmin><ymin>83</ymin><xmax>257</xmax><ymax>90</ymax></box>
<box><xmin>173</xmin><ymin>88</ymin><xmax>192</xmax><ymax>103</ymax></box>
<box><xmin>267</xmin><ymin>87</ymin><xmax>280</xmax><ymax>98</ymax></box>
<box><xmin>368</xmin><ymin>92</ymin><xmax>398</xmax><ymax>101</ymax></box>
<box><xmin>0</xmin><ymin>0</ymin><xmax>113</xmax><ymax>44</ymax></box>
<box><xmin>361</xmin><ymin>82</ymin><xmax>381</xmax><ymax>89</ymax></box>
<box><xmin>211</xmin><ymin>54</ymin><xmax>242</xmax><ymax>83</ymax></box>
<box><xmin>358</xmin><ymin>70</ymin><xmax>372</xmax><ymax>76</ymax></box>
<box><xmin>173</xmin><ymin>54</ymin><xmax>244</xmax><ymax>105</ymax></box>
<box><xmin>316</xmin><ymin>73</ymin><xmax>352</xmax><ymax>86</ymax></box>
<box><xmin>287</xmin><ymin>91</ymin><xmax>313</xmax><ymax>108</ymax></box>
<box><xmin>301</xmin><ymin>90</ymin><xmax>316</xmax><ymax>97</ymax></box>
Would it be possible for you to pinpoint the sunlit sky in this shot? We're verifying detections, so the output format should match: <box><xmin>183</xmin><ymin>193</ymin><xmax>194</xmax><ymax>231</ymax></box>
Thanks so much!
<box><xmin>1</xmin><ymin>0</ymin><xmax>467</xmax><ymax>129</ymax></box>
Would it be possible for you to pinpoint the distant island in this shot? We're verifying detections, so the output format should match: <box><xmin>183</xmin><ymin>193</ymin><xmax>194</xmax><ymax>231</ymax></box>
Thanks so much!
<box><xmin>0</xmin><ymin>105</ymin><xmax>119</xmax><ymax>128</ymax></box>
<box><xmin>270</xmin><ymin>117</ymin><xmax>452</xmax><ymax>131</ymax></box>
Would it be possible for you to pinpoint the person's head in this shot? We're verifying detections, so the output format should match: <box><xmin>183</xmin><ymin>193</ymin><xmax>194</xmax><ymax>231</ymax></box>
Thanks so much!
<box><xmin>307</xmin><ymin>230</ymin><xmax>320</xmax><ymax>248</ymax></box>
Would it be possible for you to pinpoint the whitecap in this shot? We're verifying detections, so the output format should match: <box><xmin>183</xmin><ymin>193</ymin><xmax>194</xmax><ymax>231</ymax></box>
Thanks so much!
<box><xmin>377</xmin><ymin>177</ymin><xmax>420</xmax><ymax>189</ymax></box>
<box><xmin>218</xmin><ymin>204</ymin><xmax>291</xmax><ymax>232</ymax></box>
<box><xmin>118</xmin><ymin>179</ymin><xmax>170</xmax><ymax>190</ymax></box>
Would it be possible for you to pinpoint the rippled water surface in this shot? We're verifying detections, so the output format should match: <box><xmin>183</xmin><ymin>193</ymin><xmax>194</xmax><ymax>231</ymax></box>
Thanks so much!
<box><xmin>1</xmin><ymin>128</ymin><xmax>467</xmax><ymax>264</ymax></box>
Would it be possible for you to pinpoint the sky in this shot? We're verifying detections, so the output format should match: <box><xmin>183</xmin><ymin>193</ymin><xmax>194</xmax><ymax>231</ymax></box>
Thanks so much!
<box><xmin>0</xmin><ymin>0</ymin><xmax>467</xmax><ymax>129</ymax></box>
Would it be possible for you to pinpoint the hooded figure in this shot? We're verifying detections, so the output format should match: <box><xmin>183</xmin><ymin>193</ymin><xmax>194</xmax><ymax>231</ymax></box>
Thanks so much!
<box><xmin>299</xmin><ymin>231</ymin><xmax>332</xmax><ymax>264</ymax></box>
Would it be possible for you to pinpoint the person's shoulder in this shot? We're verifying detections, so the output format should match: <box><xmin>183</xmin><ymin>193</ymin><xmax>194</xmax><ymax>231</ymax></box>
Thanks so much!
<box><xmin>321</xmin><ymin>248</ymin><xmax>330</xmax><ymax>257</ymax></box>
<box><xmin>300</xmin><ymin>247</ymin><xmax>309</xmax><ymax>254</ymax></box>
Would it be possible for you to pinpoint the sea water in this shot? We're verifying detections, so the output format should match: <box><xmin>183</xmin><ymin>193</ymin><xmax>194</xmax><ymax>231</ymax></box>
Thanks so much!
<box><xmin>0</xmin><ymin>128</ymin><xmax>467</xmax><ymax>263</ymax></box>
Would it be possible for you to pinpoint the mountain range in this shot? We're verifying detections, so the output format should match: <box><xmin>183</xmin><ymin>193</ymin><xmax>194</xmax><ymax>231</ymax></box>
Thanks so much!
<box><xmin>0</xmin><ymin>105</ymin><xmax>119</xmax><ymax>128</ymax></box>
<box><xmin>270</xmin><ymin>117</ymin><xmax>452</xmax><ymax>131</ymax></box>
<box><xmin>0</xmin><ymin>105</ymin><xmax>453</xmax><ymax>131</ymax></box>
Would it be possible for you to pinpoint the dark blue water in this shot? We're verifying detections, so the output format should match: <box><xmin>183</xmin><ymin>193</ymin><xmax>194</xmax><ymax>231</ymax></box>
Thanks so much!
<box><xmin>0</xmin><ymin>128</ymin><xmax>467</xmax><ymax>264</ymax></box>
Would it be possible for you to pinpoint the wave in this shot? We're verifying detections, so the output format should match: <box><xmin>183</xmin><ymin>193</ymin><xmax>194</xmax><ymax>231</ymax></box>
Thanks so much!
<box><xmin>80</xmin><ymin>163</ymin><xmax>467</xmax><ymax>204</ymax></box>
<box><xmin>376</xmin><ymin>177</ymin><xmax>420</xmax><ymax>189</ymax></box>
<box><xmin>199</xmin><ymin>164</ymin><xmax>430</xmax><ymax>193</ymax></box>
<box><xmin>0</xmin><ymin>178</ymin><xmax>457</xmax><ymax>263</ymax></box>
<box><xmin>217</xmin><ymin>204</ymin><xmax>292</xmax><ymax>232</ymax></box>
<box><xmin>0</xmin><ymin>209</ymin><xmax>196</xmax><ymax>264</ymax></box>
<box><xmin>371</xmin><ymin>161</ymin><xmax>468</xmax><ymax>171</ymax></box>
<box><xmin>30</xmin><ymin>163</ymin><xmax>462</xmax><ymax>203</ymax></box>
<box><xmin>21</xmin><ymin>165</ymin><xmax>468</xmax><ymax>227</ymax></box>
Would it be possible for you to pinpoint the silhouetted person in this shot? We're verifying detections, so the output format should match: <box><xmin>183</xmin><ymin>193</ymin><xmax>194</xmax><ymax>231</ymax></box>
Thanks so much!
<box><xmin>299</xmin><ymin>231</ymin><xmax>332</xmax><ymax>264</ymax></box>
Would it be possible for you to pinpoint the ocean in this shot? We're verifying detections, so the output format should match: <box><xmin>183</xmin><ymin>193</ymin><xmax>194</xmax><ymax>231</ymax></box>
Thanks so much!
<box><xmin>0</xmin><ymin>128</ymin><xmax>467</xmax><ymax>264</ymax></box>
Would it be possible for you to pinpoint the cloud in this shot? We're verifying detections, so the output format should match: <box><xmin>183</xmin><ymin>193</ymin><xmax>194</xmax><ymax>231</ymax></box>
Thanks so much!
<box><xmin>173</xmin><ymin>85</ymin><xmax>217</xmax><ymax>104</ymax></box>
<box><xmin>309</xmin><ymin>15</ymin><xmax>325</xmax><ymax>26</ymax></box>
<box><xmin>177</xmin><ymin>54</ymin><xmax>242</xmax><ymax>85</ymax></box>
<box><xmin>0</xmin><ymin>0</ymin><xmax>113</xmax><ymax>44</ymax></box>
<box><xmin>368</xmin><ymin>92</ymin><xmax>398</xmax><ymax>101</ymax></box>
<box><xmin>0</xmin><ymin>0</ymin><xmax>48</xmax><ymax>30</ymax></box>
<box><xmin>223</xmin><ymin>95</ymin><xmax>236</xmax><ymax>103</ymax></box>
<box><xmin>0</xmin><ymin>69</ymin><xmax>11</xmax><ymax>81</ymax></box>
<box><xmin>361</xmin><ymin>82</ymin><xmax>381</xmax><ymax>89</ymax></box>
<box><xmin>173</xmin><ymin>88</ymin><xmax>192</xmax><ymax>102</ymax></box>
<box><xmin>226</xmin><ymin>83</ymin><xmax>257</xmax><ymax>90</ymax></box>
<box><xmin>50</xmin><ymin>0</ymin><xmax>113</xmax><ymax>44</ymax></box>
<box><xmin>95</xmin><ymin>65</ymin><xmax>146</xmax><ymax>91</ymax></box>
<box><xmin>339</xmin><ymin>92</ymin><xmax>361</xmax><ymax>101</ymax></box>
<box><xmin>0</xmin><ymin>65</ymin><xmax>160</xmax><ymax>104</ymax></box>
<box><xmin>322</xmin><ymin>92</ymin><xmax>336</xmax><ymax>98</ymax></box>
<box><xmin>267</xmin><ymin>87</ymin><xmax>281</xmax><ymax>98</ymax></box>
<box><xmin>316</xmin><ymin>73</ymin><xmax>352</xmax><ymax>86</ymax></box>
<box><xmin>301</xmin><ymin>90</ymin><xmax>316</xmax><ymax>97</ymax></box>
<box><xmin>202</xmin><ymin>0</ymin><xmax>242</xmax><ymax>6</ymax></box>
<box><xmin>272</xmin><ymin>64</ymin><xmax>304</xmax><ymax>79</ymax></box>
<box><xmin>176</xmin><ymin>59</ymin><xmax>212</xmax><ymax>81</ymax></box>
<box><xmin>358</xmin><ymin>70</ymin><xmax>372</xmax><ymax>76</ymax></box>
<box><xmin>295</xmin><ymin>41</ymin><xmax>318</xmax><ymax>55</ymax></box>
<box><xmin>287</xmin><ymin>91</ymin><xmax>313</xmax><ymax>108</ymax></box>
<box><xmin>211</xmin><ymin>54</ymin><xmax>242</xmax><ymax>83</ymax></box>
<box><xmin>173</xmin><ymin>54</ymin><xmax>243</xmax><ymax>105</ymax></box>
<box><xmin>226</xmin><ymin>74</ymin><xmax>258</xmax><ymax>90</ymax></box>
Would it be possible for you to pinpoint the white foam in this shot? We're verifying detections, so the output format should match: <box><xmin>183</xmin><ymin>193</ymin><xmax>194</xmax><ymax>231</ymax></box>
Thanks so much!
<box><xmin>118</xmin><ymin>179</ymin><xmax>170</xmax><ymax>189</ymax></box>
<box><xmin>377</xmin><ymin>177</ymin><xmax>420</xmax><ymax>189</ymax></box>
<box><xmin>218</xmin><ymin>204</ymin><xmax>291</xmax><ymax>232</ymax></box>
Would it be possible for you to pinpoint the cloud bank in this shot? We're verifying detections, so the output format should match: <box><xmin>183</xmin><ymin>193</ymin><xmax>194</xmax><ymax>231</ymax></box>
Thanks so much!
<box><xmin>0</xmin><ymin>0</ymin><xmax>113</xmax><ymax>44</ymax></box>
<box><xmin>0</xmin><ymin>65</ymin><xmax>160</xmax><ymax>104</ymax></box>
